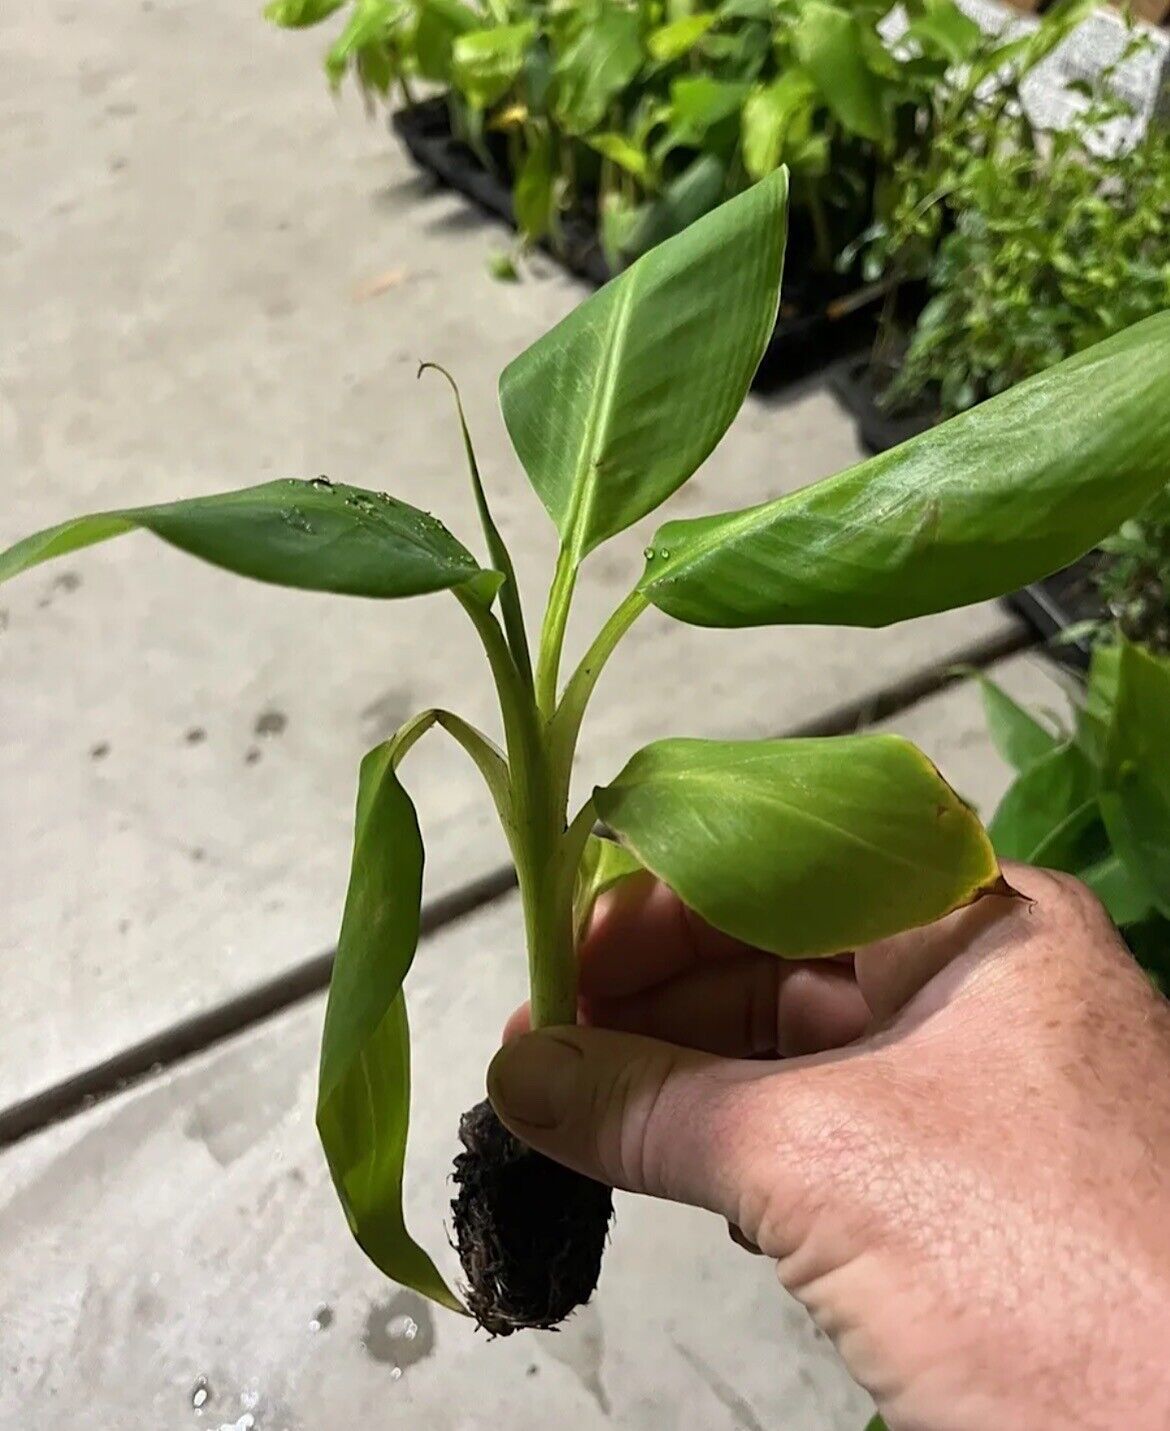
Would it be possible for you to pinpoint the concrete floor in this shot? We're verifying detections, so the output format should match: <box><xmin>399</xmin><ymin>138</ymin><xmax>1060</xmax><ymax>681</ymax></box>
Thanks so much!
<box><xmin>1</xmin><ymin>2</ymin><xmax>1059</xmax><ymax>1427</ymax></box>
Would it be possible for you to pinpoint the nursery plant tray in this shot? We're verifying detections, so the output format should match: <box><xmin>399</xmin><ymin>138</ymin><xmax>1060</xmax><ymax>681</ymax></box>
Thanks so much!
<box><xmin>831</xmin><ymin>357</ymin><xmax>1101</xmax><ymax>672</ymax></box>
<box><xmin>1003</xmin><ymin>557</ymin><xmax>1100</xmax><ymax>673</ymax></box>
<box><xmin>830</xmin><ymin>355</ymin><xmax>936</xmax><ymax>456</ymax></box>
<box><xmin>392</xmin><ymin>97</ymin><xmax>880</xmax><ymax>389</ymax></box>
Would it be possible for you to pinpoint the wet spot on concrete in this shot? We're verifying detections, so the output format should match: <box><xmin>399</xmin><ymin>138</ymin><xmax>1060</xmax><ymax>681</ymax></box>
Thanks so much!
<box><xmin>105</xmin><ymin>100</ymin><xmax>138</xmax><ymax>118</ymax></box>
<box><xmin>185</xmin><ymin>726</ymin><xmax>207</xmax><ymax>745</ymax></box>
<box><xmin>253</xmin><ymin>709</ymin><xmax>287</xmax><ymax>738</ymax></box>
<box><xmin>78</xmin><ymin>67</ymin><xmax>115</xmax><ymax>96</ymax></box>
<box><xmin>118</xmin><ymin>917</ymin><xmax>131</xmax><ymax>935</ymax></box>
<box><xmin>109</xmin><ymin>156</ymin><xmax>128</xmax><ymax>173</ymax></box>
<box><xmin>90</xmin><ymin>741</ymin><xmax>110</xmax><ymax>760</ymax></box>
<box><xmin>39</xmin><ymin>571</ymin><xmax>83</xmax><ymax>608</ymax></box>
<box><xmin>264</xmin><ymin>295</ymin><xmax>296</xmax><ymax>320</ymax></box>
<box><xmin>362</xmin><ymin>1291</ymin><xmax>434</xmax><ymax>1377</ymax></box>
<box><xmin>526</xmin><ymin>1364</ymin><xmax>538</xmax><ymax>1377</ymax></box>
<box><xmin>190</xmin><ymin>847</ymin><xmax>206</xmax><ymax>862</ymax></box>
<box><xmin>244</xmin><ymin>747</ymin><xmax>261</xmax><ymax>765</ymax></box>
<box><xmin>309</xmin><ymin>1304</ymin><xmax>333</xmax><ymax>1332</ymax></box>
<box><xmin>360</xmin><ymin>687</ymin><xmax>412</xmax><ymax>740</ymax></box>
<box><xmin>183</xmin><ymin>1074</ymin><xmax>298</xmax><ymax>1168</ymax></box>
<box><xmin>0</xmin><ymin>608</ymin><xmax>9</xmax><ymax>632</ymax></box>
<box><xmin>133</xmin><ymin>1283</ymin><xmax>164</xmax><ymax>1324</ymax></box>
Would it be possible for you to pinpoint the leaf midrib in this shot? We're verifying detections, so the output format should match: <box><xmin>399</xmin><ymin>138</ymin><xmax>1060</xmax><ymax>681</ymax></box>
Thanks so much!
<box><xmin>564</xmin><ymin>269</ymin><xmax>640</xmax><ymax>559</ymax></box>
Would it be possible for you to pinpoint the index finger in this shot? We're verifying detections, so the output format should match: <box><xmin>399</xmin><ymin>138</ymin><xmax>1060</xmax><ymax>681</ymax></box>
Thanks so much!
<box><xmin>578</xmin><ymin>871</ymin><xmax>760</xmax><ymax>998</ymax></box>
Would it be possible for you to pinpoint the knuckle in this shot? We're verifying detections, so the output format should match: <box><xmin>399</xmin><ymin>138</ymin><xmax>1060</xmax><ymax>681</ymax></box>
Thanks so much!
<box><xmin>594</xmin><ymin>1047</ymin><xmax>676</xmax><ymax>1194</ymax></box>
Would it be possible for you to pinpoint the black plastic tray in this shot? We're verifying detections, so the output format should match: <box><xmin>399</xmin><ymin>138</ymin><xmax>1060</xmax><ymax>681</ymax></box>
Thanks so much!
<box><xmin>831</xmin><ymin>357</ymin><xmax>1102</xmax><ymax>672</ymax></box>
<box><xmin>830</xmin><ymin>355</ymin><xmax>936</xmax><ymax>455</ymax></box>
<box><xmin>392</xmin><ymin>96</ymin><xmax>879</xmax><ymax>389</ymax></box>
<box><xmin>1003</xmin><ymin>558</ymin><xmax>1100</xmax><ymax>673</ymax></box>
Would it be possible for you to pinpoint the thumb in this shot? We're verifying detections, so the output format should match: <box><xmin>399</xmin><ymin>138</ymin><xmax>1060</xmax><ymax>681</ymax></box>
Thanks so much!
<box><xmin>487</xmin><ymin>1025</ymin><xmax>773</xmax><ymax>1222</ymax></box>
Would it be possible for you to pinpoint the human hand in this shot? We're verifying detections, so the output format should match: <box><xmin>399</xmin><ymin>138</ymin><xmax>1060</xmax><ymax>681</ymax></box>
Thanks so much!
<box><xmin>488</xmin><ymin>864</ymin><xmax>1170</xmax><ymax>1430</ymax></box>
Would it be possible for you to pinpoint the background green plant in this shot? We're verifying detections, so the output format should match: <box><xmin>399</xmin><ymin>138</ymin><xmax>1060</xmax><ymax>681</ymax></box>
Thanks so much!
<box><xmin>863</xmin><ymin>23</ymin><xmax>1170</xmax><ymax>416</ymax></box>
<box><xmin>978</xmin><ymin>640</ymin><xmax>1170</xmax><ymax>992</ymax></box>
<box><xmin>265</xmin><ymin>0</ymin><xmax>1086</xmax><ymax>274</ymax></box>
<box><xmin>1094</xmin><ymin>487</ymin><xmax>1170</xmax><ymax>654</ymax></box>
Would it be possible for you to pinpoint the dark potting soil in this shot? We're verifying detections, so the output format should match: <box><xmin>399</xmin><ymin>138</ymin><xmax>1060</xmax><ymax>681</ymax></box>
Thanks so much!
<box><xmin>392</xmin><ymin>96</ymin><xmax>880</xmax><ymax>390</ymax></box>
<box><xmin>452</xmin><ymin>1098</ymin><xmax>614</xmax><ymax>1336</ymax></box>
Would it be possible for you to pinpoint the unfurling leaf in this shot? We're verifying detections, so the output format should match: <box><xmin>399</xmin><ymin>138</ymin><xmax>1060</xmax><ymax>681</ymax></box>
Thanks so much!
<box><xmin>500</xmin><ymin>170</ymin><xmax>788</xmax><ymax>562</ymax></box>
<box><xmin>318</xmin><ymin>727</ymin><xmax>463</xmax><ymax>1312</ymax></box>
<box><xmin>639</xmin><ymin>313</ymin><xmax>1170</xmax><ymax>628</ymax></box>
<box><xmin>594</xmin><ymin>735</ymin><xmax>1000</xmax><ymax>957</ymax></box>
<box><xmin>0</xmin><ymin>479</ymin><xmax>502</xmax><ymax>604</ymax></box>
<box><xmin>573</xmin><ymin>834</ymin><xmax>646</xmax><ymax>940</ymax></box>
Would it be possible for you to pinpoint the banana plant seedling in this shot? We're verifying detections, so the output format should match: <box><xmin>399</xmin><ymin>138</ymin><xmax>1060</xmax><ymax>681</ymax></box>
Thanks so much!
<box><xmin>3</xmin><ymin>171</ymin><xmax>1169</xmax><ymax>1335</ymax></box>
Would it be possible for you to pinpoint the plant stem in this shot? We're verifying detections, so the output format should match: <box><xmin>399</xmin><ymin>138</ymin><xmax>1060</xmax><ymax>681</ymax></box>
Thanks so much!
<box><xmin>459</xmin><ymin>586</ymin><xmax>579</xmax><ymax>1027</ymax></box>
<box><xmin>518</xmin><ymin>810</ymin><xmax>578</xmax><ymax>1028</ymax></box>
<box><xmin>535</xmin><ymin>545</ymin><xmax>578</xmax><ymax>722</ymax></box>
<box><xmin>459</xmin><ymin>579</ymin><xmax>644</xmax><ymax>1031</ymax></box>
<box><xmin>549</xmin><ymin>588</ymin><xmax>648</xmax><ymax>812</ymax></box>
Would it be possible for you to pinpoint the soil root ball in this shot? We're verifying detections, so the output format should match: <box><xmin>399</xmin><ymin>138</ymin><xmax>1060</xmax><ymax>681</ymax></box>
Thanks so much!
<box><xmin>452</xmin><ymin>1098</ymin><xmax>614</xmax><ymax>1336</ymax></box>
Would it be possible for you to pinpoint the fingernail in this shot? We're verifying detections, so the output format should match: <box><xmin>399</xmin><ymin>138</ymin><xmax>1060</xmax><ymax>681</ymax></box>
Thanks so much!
<box><xmin>488</xmin><ymin>1032</ymin><xmax>584</xmax><ymax>1129</ymax></box>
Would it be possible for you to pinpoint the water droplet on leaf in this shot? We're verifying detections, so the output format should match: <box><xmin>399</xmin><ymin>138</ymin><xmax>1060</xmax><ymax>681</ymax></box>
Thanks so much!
<box><xmin>643</xmin><ymin>546</ymin><xmax>655</xmax><ymax>561</ymax></box>
<box><xmin>279</xmin><ymin>508</ymin><xmax>314</xmax><ymax>535</ymax></box>
<box><xmin>310</xmin><ymin>476</ymin><xmax>333</xmax><ymax>492</ymax></box>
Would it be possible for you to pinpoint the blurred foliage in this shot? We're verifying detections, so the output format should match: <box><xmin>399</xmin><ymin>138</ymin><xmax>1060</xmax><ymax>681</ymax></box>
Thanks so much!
<box><xmin>265</xmin><ymin>0</ymin><xmax>1087</xmax><ymax>273</ymax></box>
<box><xmin>861</xmin><ymin>17</ymin><xmax>1170</xmax><ymax>416</ymax></box>
<box><xmin>982</xmin><ymin>640</ymin><xmax>1170</xmax><ymax>989</ymax></box>
<box><xmin>1094</xmin><ymin>488</ymin><xmax>1170</xmax><ymax>655</ymax></box>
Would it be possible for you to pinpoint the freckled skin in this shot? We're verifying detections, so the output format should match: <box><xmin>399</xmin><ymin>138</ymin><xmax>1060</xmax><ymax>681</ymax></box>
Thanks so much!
<box><xmin>491</xmin><ymin>865</ymin><xmax>1170</xmax><ymax>1431</ymax></box>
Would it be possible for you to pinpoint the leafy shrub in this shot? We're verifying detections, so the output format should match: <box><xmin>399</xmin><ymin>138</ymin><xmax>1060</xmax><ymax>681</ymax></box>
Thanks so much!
<box><xmin>865</xmin><ymin>22</ymin><xmax>1170</xmax><ymax>415</ymax></box>
<box><xmin>1095</xmin><ymin>489</ymin><xmax>1170</xmax><ymax>654</ymax></box>
<box><xmin>980</xmin><ymin>640</ymin><xmax>1170</xmax><ymax>990</ymax></box>
<box><xmin>266</xmin><ymin>0</ymin><xmax>1089</xmax><ymax>272</ymax></box>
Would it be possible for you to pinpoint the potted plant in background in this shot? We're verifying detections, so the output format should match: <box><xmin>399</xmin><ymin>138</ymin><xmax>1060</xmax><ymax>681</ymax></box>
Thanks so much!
<box><xmin>265</xmin><ymin>0</ymin><xmax>1093</xmax><ymax>377</ymax></box>
<box><xmin>845</xmin><ymin>20</ymin><xmax>1170</xmax><ymax>441</ymax></box>
<box><xmin>975</xmin><ymin>501</ymin><xmax>1170</xmax><ymax>986</ymax></box>
<box><xmin>2</xmin><ymin>173</ymin><xmax>1169</xmax><ymax>1340</ymax></box>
